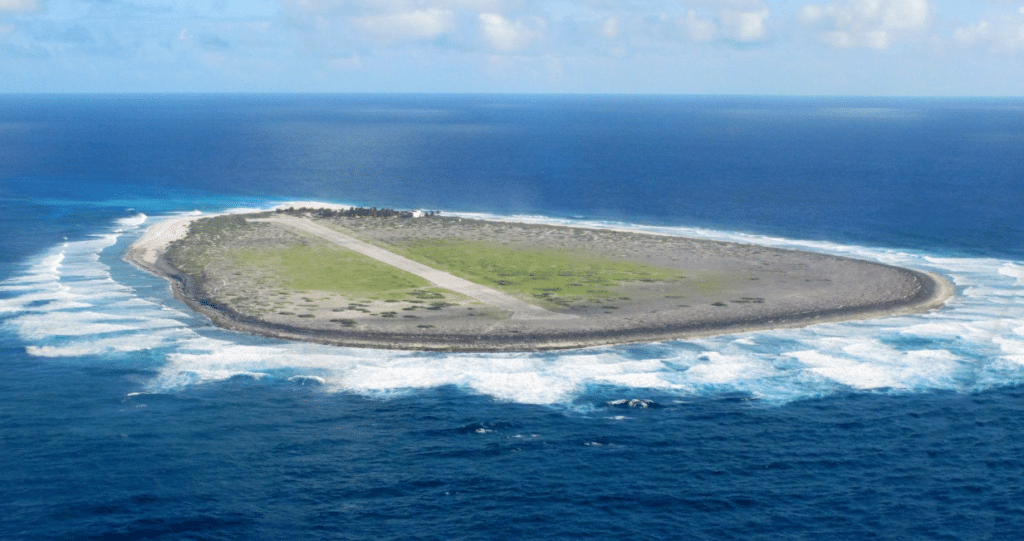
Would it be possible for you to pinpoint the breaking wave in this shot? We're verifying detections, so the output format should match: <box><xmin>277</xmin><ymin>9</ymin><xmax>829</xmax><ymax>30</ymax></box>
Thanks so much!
<box><xmin>2</xmin><ymin>209</ymin><xmax>1022</xmax><ymax>405</ymax></box>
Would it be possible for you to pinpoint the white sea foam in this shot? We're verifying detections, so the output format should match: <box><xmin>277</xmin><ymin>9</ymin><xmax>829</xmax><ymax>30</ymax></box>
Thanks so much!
<box><xmin>682</xmin><ymin>352</ymin><xmax>777</xmax><ymax>386</ymax></box>
<box><xmin>998</xmin><ymin>263</ymin><xmax>1024</xmax><ymax>285</ymax></box>
<box><xmin>0</xmin><ymin>213</ymin><xmax>200</xmax><ymax>358</ymax></box>
<box><xmin>116</xmin><ymin>213</ymin><xmax>148</xmax><ymax>229</ymax></box>
<box><xmin>2</xmin><ymin>209</ymin><xmax>1023</xmax><ymax>404</ymax></box>
<box><xmin>288</xmin><ymin>375</ymin><xmax>327</xmax><ymax>385</ymax></box>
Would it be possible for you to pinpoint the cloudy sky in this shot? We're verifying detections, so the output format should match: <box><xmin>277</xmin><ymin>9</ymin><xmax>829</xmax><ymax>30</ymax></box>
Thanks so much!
<box><xmin>1</xmin><ymin>0</ymin><xmax>1022</xmax><ymax>95</ymax></box>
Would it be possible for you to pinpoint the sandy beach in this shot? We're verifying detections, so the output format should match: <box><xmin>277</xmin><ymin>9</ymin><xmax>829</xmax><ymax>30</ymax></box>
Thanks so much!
<box><xmin>126</xmin><ymin>214</ymin><xmax>202</xmax><ymax>269</ymax></box>
<box><xmin>125</xmin><ymin>210</ymin><xmax>954</xmax><ymax>351</ymax></box>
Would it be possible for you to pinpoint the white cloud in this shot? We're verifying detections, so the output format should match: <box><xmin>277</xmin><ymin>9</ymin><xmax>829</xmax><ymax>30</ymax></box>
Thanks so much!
<box><xmin>277</xmin><ymin>0</ymin><xmax>539</xmax><ymax>53</ymax></box>
<box><xmin>670</xmin><ymin>6</ymin><xmax>771</xmax><ymax>44</ymax></box>
<box><xmin>281</xmin><ymin>0</ymin><xmax>516</xmax><ymax>16</ymax></box>
<box><xmin>602</xmin><ymin>16</ymin><xmax>619</xmax><ymax>39</ymax></box>
<box><xmin>719</xmin><ymin>8</ymin><xmax>769</xmax><ymax>42</ymax></box>
<box><xmin>356</xmin><ymin>9</ymin><xmax>455</xmax><ymax>42</ymax></box>
<box><xmin>681</xmin><ymin>9</ymin><xmax>719</xmax><ymax>42</ymax></box>
<box><xmin>647</xmin><ymin>6</ymin><xmax>771</xmax><ymax>45</ymax></box>
<box><xmin>954</xmin><ymin>15</ymin><xmax>1024</xmax><ymax>53</ymax></box>
<box><xmin>329</xmin><ymin>54</ymin><xmax>362</xmax><ymax>69</ymax></box>
<box><xmin>800</xmin><ymin>0</ymin><xmax>931</xmax><ymax>49</ymax></box>
<box><xmin>277</xmin><ymin>0</ymin><xmax>782</xmax><ymax>58</ymax></box>
<box><xmin>479</xmin><ymin>12</ymin><xmax>537</xmax><ymax>52</ymax></box>
<box><xmin>0</xmin><ymin>0</ymin><xmax>41</xmax><ymax>13</ymax></box>
<box><xmin>953</xmin><ymin>20</ymin><xmax>991</xmax><ymax>46</ymax></box>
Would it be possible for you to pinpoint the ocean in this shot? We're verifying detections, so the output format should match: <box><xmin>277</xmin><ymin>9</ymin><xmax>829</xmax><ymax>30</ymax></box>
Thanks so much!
<box><xmin>1</xmin><ymin>94</ymin><xmax>1023</xmax><ymax>540</ymax></box>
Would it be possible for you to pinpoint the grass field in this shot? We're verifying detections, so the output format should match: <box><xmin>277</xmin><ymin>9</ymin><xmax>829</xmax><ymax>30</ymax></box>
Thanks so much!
<box><xmin>383</xmin><ymin>238</ymin><xmax>689</xmax><ymax>308</ymax></box>
<box><xmin>231</xmin><ymin>244</ymin><xmax>432</xmax><ymax>298</ymax></box>
<box><xmin>169</xmin><ymin>214</ymin><xmax>723</xmax><ymax>314</ymax></box>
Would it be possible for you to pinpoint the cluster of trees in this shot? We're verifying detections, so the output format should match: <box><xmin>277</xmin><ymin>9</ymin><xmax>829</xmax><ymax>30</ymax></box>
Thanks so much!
<box><xmin>276</xmin><ymin>207</ymin><xmax>438</xmax><ymax>219</ymax></box>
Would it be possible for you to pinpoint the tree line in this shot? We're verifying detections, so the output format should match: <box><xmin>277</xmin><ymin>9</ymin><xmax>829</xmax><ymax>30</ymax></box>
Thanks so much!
<box><xmin>276</xmin><ymin>207</ymin><xmax>438</xmax><ymax>219</ymax></box>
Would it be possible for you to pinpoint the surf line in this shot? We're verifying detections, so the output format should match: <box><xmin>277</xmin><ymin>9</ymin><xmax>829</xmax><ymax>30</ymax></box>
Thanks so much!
<box><xmin>253</xmin><ymin>215</ymin><xmax>576</xmax><ymax>321</ymax></box>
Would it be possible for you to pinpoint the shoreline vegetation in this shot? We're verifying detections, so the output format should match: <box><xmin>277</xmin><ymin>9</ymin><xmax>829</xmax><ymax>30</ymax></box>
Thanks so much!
<box><xmin>125</xmin><ymin>205</ymin><xmax>954</xmax><ymax>352</ymax></box>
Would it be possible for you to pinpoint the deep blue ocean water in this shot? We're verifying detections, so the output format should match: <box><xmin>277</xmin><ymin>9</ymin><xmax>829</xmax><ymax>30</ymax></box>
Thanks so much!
<box><xmin>2</xmin><ymin>95</ymin><xmax>1023</xmax><ymax>540</ymax></box>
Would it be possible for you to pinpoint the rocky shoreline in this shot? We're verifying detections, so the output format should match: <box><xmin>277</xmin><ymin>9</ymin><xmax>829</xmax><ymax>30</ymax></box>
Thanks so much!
<box><xmin>125</xmin><ymin>210</ymin><xmax>954</xmax><ymax>352</ymax></box>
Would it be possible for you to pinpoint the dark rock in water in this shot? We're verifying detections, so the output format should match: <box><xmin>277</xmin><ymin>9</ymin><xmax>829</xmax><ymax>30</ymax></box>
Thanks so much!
<box><xmin>607</xmin><ymin>398</ymin><xmax>660</xmax><ymax>409</ymax></box>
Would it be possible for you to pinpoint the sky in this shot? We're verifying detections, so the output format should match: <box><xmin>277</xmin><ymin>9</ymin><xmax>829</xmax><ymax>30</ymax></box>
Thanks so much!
<box><xmin>0</xmin><ymin>0</ymin><xmax>1023</xmax><ymax>95</ymax></box>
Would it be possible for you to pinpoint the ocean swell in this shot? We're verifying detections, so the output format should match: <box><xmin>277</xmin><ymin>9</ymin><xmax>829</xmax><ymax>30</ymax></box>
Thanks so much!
<box><xmin>1</xmin><ymin>210</ymin><xmax>1022</xmax><ymax>405</ymax></box>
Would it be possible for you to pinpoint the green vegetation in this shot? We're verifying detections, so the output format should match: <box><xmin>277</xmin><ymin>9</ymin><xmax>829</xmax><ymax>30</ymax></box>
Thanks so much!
<box><xmin>165</xmin><ymin>214</ymin><xmax>254</xmax><ymax>274</ymax></box>
<box><xmin>166</xmin><ymin>213</ymin><xmax>735</xmax><ymax>315</ymax></box>
<box><xmin>384</xmin><ymin>238</ymin><xmax>688</xmax><ymax>308</ymax></box>
<box><xmin>231</xmin><ymin>243</ymin><xmax>431</xmax><ymax>296</ymax></box>
<box><xmin>278</xmin><ymin>206</ymin><xmax>437</xmax><ymax>219</ymax></box>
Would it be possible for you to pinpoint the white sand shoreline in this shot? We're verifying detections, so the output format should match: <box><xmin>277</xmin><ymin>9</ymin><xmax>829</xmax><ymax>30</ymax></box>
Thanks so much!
<box><xmin>126</xmin><ymin>214</ymin><xmax>203</xmax><ymax>269</ymax></box>
<box><xmin>126</xmin><ymin>202</ymin><xmax>355</xmax><ymax>271</ymax></box>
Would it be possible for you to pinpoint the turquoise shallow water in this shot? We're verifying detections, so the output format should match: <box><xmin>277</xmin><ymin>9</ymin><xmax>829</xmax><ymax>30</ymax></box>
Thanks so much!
<box><xmin>1</xmin><ymin>95</ymin><xmax>1023</xmax><ymax>539</ymax></box>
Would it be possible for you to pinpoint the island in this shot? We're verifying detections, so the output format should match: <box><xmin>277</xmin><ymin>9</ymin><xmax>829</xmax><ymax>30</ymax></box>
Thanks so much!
<box><xmin>125</xmin><ymin>206</ymin><xmax>953</xmax><ymax>351</ymax></box>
